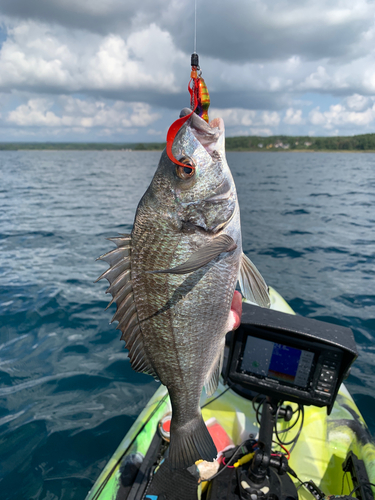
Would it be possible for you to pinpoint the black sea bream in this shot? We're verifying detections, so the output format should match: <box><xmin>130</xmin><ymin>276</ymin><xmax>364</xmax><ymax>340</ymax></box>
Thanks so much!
<box><xmin>97</xmin><ymin>110</ymin><xmax>270</xmax><ymax>469</ymax></box>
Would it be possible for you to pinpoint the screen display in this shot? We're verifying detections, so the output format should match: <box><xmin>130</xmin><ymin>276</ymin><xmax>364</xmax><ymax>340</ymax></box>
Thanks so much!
<box><xmin>240</xmin><ymin>336</ymin><xmax>315</xmax><ymax>388</ymax></box>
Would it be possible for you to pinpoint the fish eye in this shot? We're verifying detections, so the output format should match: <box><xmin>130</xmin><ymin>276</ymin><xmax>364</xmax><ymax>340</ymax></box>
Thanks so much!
<box><xmin>176</xmin><ymin>157</ymin><xmax>195</xmax><ymax>180</ymax></box>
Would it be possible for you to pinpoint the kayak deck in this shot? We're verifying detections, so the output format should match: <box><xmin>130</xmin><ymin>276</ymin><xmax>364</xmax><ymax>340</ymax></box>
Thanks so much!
<box><xmin>86</xmin><ymin>289</ymin><xmax>375</xmax><ymax>500</ymax></box>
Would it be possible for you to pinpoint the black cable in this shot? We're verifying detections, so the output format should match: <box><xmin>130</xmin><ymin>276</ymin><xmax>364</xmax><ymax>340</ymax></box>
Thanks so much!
<box><xmin>347</xmin><ymin>472</ymin><xmax>353</xmax><ymax>494</ymax></box>
<box><xmin>288</xmin><ymin>466</ymin><xmax>321</xmax><ymax>500</ymax></box>
<box><xmin>349</xmin><ymin>482</ymin><xmax>375</xmax><ymax>497</ymax></box>
<box><xmin>287</xmin><ymin>464</ymin><xmax>303</xmax><ymax>483</ymax></box>
<box><xmin>276</xmin><ymin>405</ymin><xmax>301</xmax><ymax>434</ymax></box>
<box><xmin>201</xmin><ymin>385</ymin><xmax>231</xmax><ymax>409</ymax></box>
<box><xmin>341</xmin><ymin>471</ymin><xmax>347</xmax><ymax>495</ymax></box>
<box><xmin>288</xmin><ymin>406</ymin><xmax>304</xmax><ymax>453</ymax></box>
<box><xmin>252</xmin><ymin>394</ymin><xmax>264</xmax><ymax>425</ymax></box>
<box><xmin>275</xmin><ymin>404</ymin><xmax>304</xmax><ymax>448</ymax></box>
<box><xmin>204</xmin><ymin>440</ymin><xmax>249</xmax><ymax>482</ymax></box>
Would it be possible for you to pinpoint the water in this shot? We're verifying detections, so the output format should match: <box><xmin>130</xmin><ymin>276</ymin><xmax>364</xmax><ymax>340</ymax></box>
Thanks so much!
<box><xmin>1</xmin><ymin>151</ymin><xmax>374</xmax><ymax>499</ymax></box>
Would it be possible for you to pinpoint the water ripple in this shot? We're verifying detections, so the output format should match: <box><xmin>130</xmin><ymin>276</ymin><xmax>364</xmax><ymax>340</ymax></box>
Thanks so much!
<box><xmin>1</xmin><ymin>150</ymin><xmax>374</xmax><ymax>499</ymax></box>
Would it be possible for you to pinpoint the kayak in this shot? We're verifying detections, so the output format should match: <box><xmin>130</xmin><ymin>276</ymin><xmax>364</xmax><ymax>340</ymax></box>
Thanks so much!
<box><xmin>85</xmin><ymin>288</ymin><xmax>375</xmax><ymax>500</ymax></box>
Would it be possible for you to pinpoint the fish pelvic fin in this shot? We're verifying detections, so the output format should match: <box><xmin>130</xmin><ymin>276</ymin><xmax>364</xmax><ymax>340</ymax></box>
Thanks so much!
<box><xmin>168</xmin><ymin>413</ymin><xmax>217</xmax><ymax>470</ymax></box>
<box><xmin>239</xmin><ymin>252</ymin><xmax>270</xmax><ymax>308</ymax></box>
<box><xmin>147</xmin><ymin>234</ymin><xmax>237</xmax><ymax>275</ymax></box>
<box><xmin>205</xmin><ymin>344</ymin><xmax>225</xmax><ymax>397</ymax></box>
<box><xmin>96</xmin><ymin>233</ymin><xmax>158</xmax><ymax>380</ymax></box>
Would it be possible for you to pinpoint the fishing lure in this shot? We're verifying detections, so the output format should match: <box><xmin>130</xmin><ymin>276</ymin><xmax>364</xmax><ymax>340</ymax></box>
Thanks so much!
<box><xmin>166</xmin><ymin>53</ymin><xmax>211</xmax><ymax>168</ymax></box>
<box><xmin>189</xmin><ymin>53</ymin><xmax>211</xmax><ymax>123</ymax></box>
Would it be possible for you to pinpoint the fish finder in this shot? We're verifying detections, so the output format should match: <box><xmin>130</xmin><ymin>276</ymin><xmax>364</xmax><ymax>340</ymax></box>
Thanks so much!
<box><xmin>226</xmin><ymin>302</ymin><xmax>357</xmax><ymax>413</ymax></box>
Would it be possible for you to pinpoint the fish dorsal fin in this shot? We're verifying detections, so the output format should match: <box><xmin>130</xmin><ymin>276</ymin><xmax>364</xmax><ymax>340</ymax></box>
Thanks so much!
<box><xmin>96</xmin><ymin>234</ymin><xmax>158</xmax><ymax>380</ymax></box>
<box><xmin>239</xmin><ymin>252</ymin><xmax>270</xmax><ymax>308</ymax></box>
<box><xmin>204</xmin><ymin>344</ymin><xmax>225</xmax><ymax>396</ymax></box>
<box><xmin>148</xmin><ymin>234</ymin><xmax>237</xmax><ymax>275</ymax></box>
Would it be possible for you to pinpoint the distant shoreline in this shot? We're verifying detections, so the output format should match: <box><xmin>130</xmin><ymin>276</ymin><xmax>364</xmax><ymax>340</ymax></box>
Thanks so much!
<box><xmin>1</xmin><ymin>147</ymin><xmax>375</xmax><ymax>154</ymax></box>
<box><xmin>3</xmin><ymin>149</ymin><xmax>375</xmax><ymax>153</ymax></box>
<box><xmin>1</xmin><ymin>131</ymin><xmax>375</xmax><ymax>153</ymax></box>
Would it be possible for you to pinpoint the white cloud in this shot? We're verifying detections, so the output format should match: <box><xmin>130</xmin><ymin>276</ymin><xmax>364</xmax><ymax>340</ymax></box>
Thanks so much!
<box><xmin>147</xmin><ymin>128</ymin><xmax>163</xmax><ymax>136</ymax></box>
<box><xmin>7</xmin><ymin>97</ymin><xmax>160</xmax><ymax>129</ymax></box>
<box><xmin>0</xmin><ymin>20</ymin><xmax>185</xmax><ymax>94</ymax></box>
<box><xmin>8</xmin><ymin>98</ymin><xmax>60</xmax><ymax>126</ymax></box>
<box><xmin>86</xmin><ymin>25</ymin><xmax>182</xmax><ymax>92</ymax></box>
<box><xmin>309</xmin><ymin>102</ymin><xmax>375</xmax><ymax>129</ymax></box>
<box><xmin>344</xmin><ymin>93</ymin><xmax>372</xmax><ymax>111</ymax></box>
<box><xmin>210</xmin><ymin>108</ymin><xmax>280</xmax><ymax>128</ymax></box>
<box><xmin>283</xmin><ymin>108</ymin><xmax>304</xmax><ymax>125</ymax></box>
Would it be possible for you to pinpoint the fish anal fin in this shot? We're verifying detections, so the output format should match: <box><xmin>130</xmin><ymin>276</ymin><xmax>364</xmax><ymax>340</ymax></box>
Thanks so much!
<box><xmin>120</xmin><ymin>322</ymin><xmax>158</xmax><ymax>380</ymax></box>
<box><xmin>239</xmin><ymin>252</ymin><xmax>270</xmax><ymax>308</ymax></box>
<box><xmin>148</xmin><ymin>234</ymin><xmax>237</xmax><ymax>275</ymax></box>
<box><xmin>205</xmin><ymin>345</ymin><xmax>224</xmax><ymax>397</ymax></box>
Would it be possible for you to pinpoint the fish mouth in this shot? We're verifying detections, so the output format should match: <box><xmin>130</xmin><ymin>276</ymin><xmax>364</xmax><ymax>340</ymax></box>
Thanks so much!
<box><xmin>205</xmin><ymin>178</ymin><xmax>232</xmax><ymax>202</ymax></box>
<box><xmin>179</xmin><ymin>108</ymin><xmax>224</xmax><ymax>152</ymax></box>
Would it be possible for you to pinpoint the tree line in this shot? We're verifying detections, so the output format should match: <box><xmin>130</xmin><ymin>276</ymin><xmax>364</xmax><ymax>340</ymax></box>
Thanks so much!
<box><xmin>1</xmin><ymin>133</ymin><xmax>375</xmax><ymax>151</ymax></box>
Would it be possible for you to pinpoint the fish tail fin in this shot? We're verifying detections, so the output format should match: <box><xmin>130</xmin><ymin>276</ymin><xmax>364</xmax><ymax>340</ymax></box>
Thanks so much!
<box><xmin>168</xmin><ymin>414</ymin><xmax>217</xmax><ymax>469</ymax></box>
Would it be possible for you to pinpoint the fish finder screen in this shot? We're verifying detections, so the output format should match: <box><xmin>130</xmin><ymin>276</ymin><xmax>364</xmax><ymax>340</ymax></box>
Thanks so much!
<box><xmin>240</xmin><ymin>336</ymin><xmax>315</xmax><ymax>388</ymax></box>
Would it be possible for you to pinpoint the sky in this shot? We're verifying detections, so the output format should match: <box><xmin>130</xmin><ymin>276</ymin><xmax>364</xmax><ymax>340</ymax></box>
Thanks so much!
<box><xmin>1</xmin><ymin>0</ymin><xmax>375</xmax><ymax>141</ymax></box>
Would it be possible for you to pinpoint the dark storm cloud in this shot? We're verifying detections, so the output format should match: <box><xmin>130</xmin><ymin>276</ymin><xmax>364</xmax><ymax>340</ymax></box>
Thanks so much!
<box><xmin>1</xmin><ymin>0</ymin><xmax>373</xmax><ymax>63</ymax></box>
<box><xmin>0</xmin><ymin>0</ymin><xmax>164</xmax><ymax>35</ymax></box>
<box><xmin>169</xmin><ymin>0</ymin><xmax>373</xmax><ymax>63</ymax></box>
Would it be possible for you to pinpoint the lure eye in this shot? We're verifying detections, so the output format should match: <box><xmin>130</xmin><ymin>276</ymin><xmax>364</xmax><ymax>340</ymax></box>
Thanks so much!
<box><xmin>176</xmin><ymin>157</ymin><xmax>195</xmax><ymax>180</ymax></box>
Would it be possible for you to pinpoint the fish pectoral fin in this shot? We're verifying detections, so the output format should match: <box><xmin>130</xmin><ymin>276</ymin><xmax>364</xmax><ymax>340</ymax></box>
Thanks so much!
<box><xmin>239</xmin><ymin>252</ymin><xmax>270</xmax><ymax>308</ymax></box>
<box><xmin>205</xmin><ymin>345</ymin><xmax>225</xmax><ymax>396</ymax></box>
<box><xmin>147</xmin><ymin>234</ymin><xmax>237</xmax><ymax>275</ymax></box>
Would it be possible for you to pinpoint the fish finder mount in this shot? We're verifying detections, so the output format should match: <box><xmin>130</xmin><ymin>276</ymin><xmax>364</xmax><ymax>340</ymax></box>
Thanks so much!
<box><xmin>220</xmin><ymin>302</ymin><xmax>358</xmax><ymax>500</ymax></box>
<box><xmin>239</xmin><ymin>397</ymin><xmax>298</xmax><ymax>500</ymax></box>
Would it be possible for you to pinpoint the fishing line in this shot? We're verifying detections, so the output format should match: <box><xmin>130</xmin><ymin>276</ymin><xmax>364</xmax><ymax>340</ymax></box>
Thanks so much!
<box><xmin>194</xmin><ymin>0</ymin><xmax>197</xmax><ymax>54</ymax></box>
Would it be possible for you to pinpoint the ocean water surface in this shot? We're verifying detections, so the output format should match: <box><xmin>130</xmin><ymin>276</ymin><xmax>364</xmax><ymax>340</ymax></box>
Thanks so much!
<box><xmin>1</xmin><ymin>151</ymin><xmax>374</xmax><ymax>499</ymax></box>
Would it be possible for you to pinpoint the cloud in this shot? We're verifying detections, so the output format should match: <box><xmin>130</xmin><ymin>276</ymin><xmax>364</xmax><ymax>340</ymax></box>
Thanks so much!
<box><xmin>147</xmin><ymin>128</ymin><xmax>163</xmax><ymax>136</ymax></box>
<box><xmin>2</xmin><ymin>0</ymin><xmax>373</xmax><ymax>68</ymax></box>
<box><xmin>1</xmin><ymin>1</ymin><xmax>375</xmax><ymax>139</ymax></box>
<box><xmin>0</xmin><ymin>19</ymin><xmax>185</xmax><ymax>97</ymax></box>
<box><xmin>7</xmin><ymin>97</ymin><xmax>160</xmax><ymax>129</ymax></box>
<box><xmin>283</xmin><ymin>108</ymin><xmax>304</xmax><ymax>125</ymax></box>
<box><xmin>344</xmin><ymin>93</ymin><xmax>372</xmax><ymax>111</ymax></box>
<box><xmin>1</xmin><ymin>3</ymin><xmax>375</xmax><ymax>116</ymax></box>
<box><xmin>309</xmin><ymin>100</ymin><xmax>375</xmax><ymax>129</ymax></box>
<box><xmin>167</xmin><ymin>0</ymin><xmax>375</xmax><ymax>64</ymax></box>
<box><xmin>86</xmin><ymin>25</ymin><xmax>181</xmax><ymax>92</ymax></box>
<box><xmin>0</xmin><ymin>0</ymin><xmax>165</xmax><ymax>35</ymax></box>
<box><xmin>208</xmin><ymin>107</ymin><xmax>281</xmax><ymax>136</ymax></box>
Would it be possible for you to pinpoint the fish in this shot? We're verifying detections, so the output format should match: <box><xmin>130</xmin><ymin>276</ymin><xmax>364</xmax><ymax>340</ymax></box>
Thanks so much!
<box><xmin>97</xmin><ymin>109</ymin><xmax>270</xmax><ymax>469</ymax></box>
